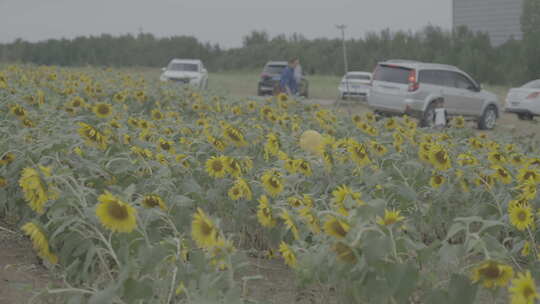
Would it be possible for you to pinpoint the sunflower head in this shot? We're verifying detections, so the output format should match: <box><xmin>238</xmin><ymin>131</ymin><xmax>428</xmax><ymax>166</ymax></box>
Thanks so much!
<box><xmin>279</xmin><ymin>242</ymin><xmax>297</xmax><ymax>268</ymax></box>
<box><xmin>429</xmin><ymin>174</ymin><xmax>446</xmax><ymax>188</ymax></box>
<box><xmin>509</xmin><ymin>204</ymin><xmax>534</xmax><ymax>231</ymax></box>
<box><xmin>509</xmin><ymin>271</ymin><xmax>539</xmax><ymax>304</ymax></box>
<box><xmin>323</xmin><ymin>216</ymin><xmax>350</xmax><ymax>239</ymax></box>
<box><xmin>191</xmin><ymin>208</ymin><xmax>218</xmax><ymax>248</ymax></box>
<box><xmin>377</xmin><ymin>209</ymin><xmax>405</xmax><ymax>226</ymax></box>
<box><xmin>96</xmin><ymin>191</ymin><xmax>137</xmax><ymax>233</ymax></box>
<box><xmin>92</xmin><ymin>102</ymin><xmax>113</xmax><ymax>118</ymax></box>
<box><xmin>471</xmin><ymin>260</ymin><xmax>514</xmax><ymax>289</ymax></box>
<box><xmin>333</xmin><ymin>242</ymin><xmax>357</xmax><ymax>264</ymax></box>
<box><xmin>142</xmin><ymin>194</ymin><xmax>167</xmax><ymax>210</ymax></box>
<box><xmin>205</xmin><ymin>156</ymin><xmax>228</xmax><ymax>178</ymax></box>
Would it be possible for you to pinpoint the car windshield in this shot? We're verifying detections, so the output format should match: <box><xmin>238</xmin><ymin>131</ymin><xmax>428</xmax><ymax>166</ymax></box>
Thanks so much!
<box><xmin>373</xmin><ymin>65</ymin><xmax>411</xmax><ymax>84</ymax></box>
<box><xmin>522</xmin><ymin>80</ymin><xmax>540</xmax><ymax>89</ymax></box>
<box><xmin>264</xmin><ymin>65</ymin><xmax>287</xmax><ymax>74</ymax></box>
<box><xmin>346</xmin><ymin>74</ymin><xmax>371</xmax><ymax>80</ymax></box>
<box><xmin>168</xmin><ymin>63</ymin><xmax>199</xmax><ymax>72</ymax></box>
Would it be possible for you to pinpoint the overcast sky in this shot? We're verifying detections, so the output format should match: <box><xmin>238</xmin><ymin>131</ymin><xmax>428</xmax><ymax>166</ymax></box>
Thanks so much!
<box><xmin>0</xmin><ymin>0</ymin><xmax>452</xmax><ymax>48</ymax></box>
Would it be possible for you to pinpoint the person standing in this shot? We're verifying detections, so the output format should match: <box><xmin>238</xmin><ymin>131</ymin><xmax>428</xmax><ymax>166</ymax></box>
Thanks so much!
<box><xmin>294</xmin><ymin>58</ymin><xmax>303</xmax><ymax>88</ymax></box>
<box><xmin>279</xmin><ymin>58</ymin><xmax>298</xmax><ymax>96</ymax></box>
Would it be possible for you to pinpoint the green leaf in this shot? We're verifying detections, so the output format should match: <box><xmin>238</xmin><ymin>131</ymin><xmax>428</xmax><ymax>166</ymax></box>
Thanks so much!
<box><xmin>447</xmin><ymin>273</ymin><xmax>478</xmax><ymax>304</ymax></box>
<box><xmin>139</xmin><ymin>245</ymin><xmax>168</xmax><ymax>276</ymax></box>
<box><xmin>88</xmin><ymin>285</ymin><xmax>116</xmax><ymax>304</ymax></box>
<box><xmin>122</xmin><ymin>278</ymin><xmax>153</xmax><ymax>302</ymax></box>
<box><xmin>383</xmin><ymin>262</ymin><xmax>419</xmax><ymax>303</ymax></box>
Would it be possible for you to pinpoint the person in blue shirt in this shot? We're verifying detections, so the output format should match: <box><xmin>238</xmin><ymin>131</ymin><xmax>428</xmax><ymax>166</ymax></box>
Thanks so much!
<box><xmin>279</xmin><ymin>58</ymin><xmax>299</xmax><ymax>95</ymax></box>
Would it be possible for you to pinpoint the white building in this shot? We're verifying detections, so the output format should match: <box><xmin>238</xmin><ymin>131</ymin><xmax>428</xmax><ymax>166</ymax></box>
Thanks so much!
<box><xmin>453</xmin><ymin>0</ymin><xmax>524</xmax><ymax>46</ymax></box>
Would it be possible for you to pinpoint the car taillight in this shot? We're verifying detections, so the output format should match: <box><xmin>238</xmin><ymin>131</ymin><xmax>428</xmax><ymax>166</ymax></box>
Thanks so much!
<box><xmin>527</xmin><ymin>92</ymin><xmax>540</xmax><ymax>99</ymax></box>
<box><xmin>260</xmin><ymin>73</ymin><xmax>269</xmax><ymax>79</ymax></box>
<box><xmin>408</xmin><ymin>69</ymin><xmax>419</xmax><ymax>92</ymax></box>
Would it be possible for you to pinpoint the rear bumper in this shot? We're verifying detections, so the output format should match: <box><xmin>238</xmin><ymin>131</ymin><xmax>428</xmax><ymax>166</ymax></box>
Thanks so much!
<box><xmin>505</xmin><ymin>108</ymin><xmax>539</xmax><ymax>116</ymax></box>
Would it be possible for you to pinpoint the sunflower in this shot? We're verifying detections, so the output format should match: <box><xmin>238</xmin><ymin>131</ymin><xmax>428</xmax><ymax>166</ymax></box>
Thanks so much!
<box><xmin>226</xmin><ymin>157</ymin><xmax>243</xmax><ymax>177</ymax></box>
<box><xmin>78</xmin><ymin>122</ymin><xmax>107</xmax><ymax>150</ymax></box>
<box><xmin>0</xmin><ymin>152</ymin><xmax>15</xmax><ymax>166</ymax></box>
<box><xmin>151</xmin><ymin>109</ymin><xmax>164</xmax><ymax>120</ymax></box>
<box><xmin>158</xmin><ymin>138</ymin><xmax>175</xmax><ymax>154</ymax></box>
<box><xmin>207</xmin><ymin>135</ymin><xmax>227</xmax><ymax>152</ymax></box>
<box><xmin>469</xmin><ymin>138</ymin><xmax>484</xmax><ymax>150</ymax></box>
<box><xmin>509</xmin><ymin>204</ymin><xmax>534</xmax><ymax>231</ymax></box>
<box><xmin>298</xmin><ymin>207</ymin><xmax>320</xmax><ymax>234</ymax></box>
<box><xmin>509</xmin><ymin>271</ymin><xmax>539</xmax><ymax>304</ymax></box>
<box><xmin>257</xmin><ymin>195</ymin><xmax>277</xmax><ymax>228</ymax></box>
<box><xmin>191</xmin><ymin>208</ymin><xmax>218</xmax><ymax>248</ymax></box>
<box><xmin>452</xmin><ymin>116</ymin><xmax>465</xmax><ymax>128</ymax></box>
<box><xmin>0</xmin><ymin>177</ymin><xmax>7</xmax><ymax>188</ymax></box>
<box><xmin>96</xmin><ymin>191</ymin><xmax>137</xmax><ymax>233</ymax></box>
<box><xmin>92</xmin><ymin>102</ymin><xmax>113</xmax><ymax>118</ymax></box>
<box><xmin>19</xmin><ymin>167</ymin><xmax>54</xmax><ymax>214</ymax></box>
<box><xmin>113</xmin><ymin>92</ymin><xmax>126</xmax><ymax>103</ymax></box>
<box><xmin>384</xmin><ymin>117</ymin><xmax>397</xmax><ymax>130</ymax></box>
<box><xmin>475</xmin><ymin>173</ymin><xmax>495</xmax><ymax>188</ymax></box>
<box><xmin>279</xmin><ymin>241</ymin><xmax>297</xmax><ymax>268</ymax></box>
<box><xmin>471</xmin><ymin>260</ymin><xmax>513</xmax><ymax>289</ymax></box>
<box><xmin>491</xmin><ymin>165</ymin><xmax>512</xmax><ymax>184</ymax></box>
<box><xmin>280</xmin><ymin>210</ymin><xmax>300</xmax><ymax>240</ymax></box>
<box><xmin>70</xmin><ymin>96</ymin><xmax>85</xmax><ymax>108</ymax></box>
<box><xmin>429</xmin><ymin>174</ymin><xmax>446</xmax><ymax>188</ymax></box>
<box><xmin>377</xmin><ymin>209</ymin><xmax>405</xmax><ymax>226</ymax></box>
<box><xmin>347</xmin><ymin>142</ymin><xmax>371</xmax><ymax>167</ymax></box>
<box><xmin>323</xmin><ymin>216</ymin><xmax>350</xmax><ymax>239</ymax></box>
<box><xmin>333</xmin><ymin>242</ymin><xmax>357</xmax><ymax>264</ymax></box>
<box><xmin>21</xmin><ymin>222</ymin><xmax>58</xmax><ymax>264</ymax></box>
<box><xmin>521</xmin><ymin>241</ymin><xmax>531</xmax><ymax>257</ymax></box>
<box><xmin>288</xmin><ymin>196</ymin><xmax>303</xmax><ymax>208</ymax></box>
<box><xmin>517</xmin><ymin>181</ymin><xmax>537</xmax><ymax>201</ymax></box>
<box><xmin>511</xmin><ymin>153</ymin><xmax>526</xmax><ymax>167</ymax></box>
<box><xmin>370</xmin><ymin>141</ymin><xmax>388</xmax><ymax>156</ymax></box>
<box><xmin>277</xmin><ymin>93</ymin><xmax>288</xmax><ymax>102</ymax></box>
<box><xmin>332</xmin><ymin>185</ymin><xmax>364</xmax><ymax>216</ymax></box>
<box><xmin>228</xmin><ymin>178</ymin><xmax>252</xmax><ymax>201</ymax></box>
<box><xmin>223</xmin><ymin>125</ymin><xmax>247</xmax><ymax>147</ymax></box>
<box><xmin>429</xmin><ymin>145</ymin><xmax>452</xmax><ymax>171</ymax></box>
<box><xmin>142</xmin><ymin>194</ymin><xmax>167</xmax><ymax>210</ymax></box>
<box><xmin>487</xmin><ymin>151</ymin><xmax>507</xmax><ymax>165</ymax></box>
<box><xmin>299</xmin><ymin>130</ymin><xmax>324</xmax><ymax>155</ymax></box>
<box><xmin>205</xmin><ymin>156</ymin><xmax>228</xmax><ymax>178</ymax></box>
<box><xmin>457</xmin><ymin>153</ymin><xmax>479</xmax><ymax>167</ymax></box>
<box><xmin>261</xmin><ymin>169</ymin><xmax>284</xmax><ymax>197</ymax></box>
<box><xmin>10</xmin><ymin>104</ymin><xmax>27</xmax><ymax>118</ymax></box>
<box><xmin>517</xmin><ymin>166</ymin><xmax>540</xmax><ymax>184</ymax></box>
<box><xmin>294</xmin><ymin>159</ymin><xmax>312</xmax><ymax>176</ymax></box>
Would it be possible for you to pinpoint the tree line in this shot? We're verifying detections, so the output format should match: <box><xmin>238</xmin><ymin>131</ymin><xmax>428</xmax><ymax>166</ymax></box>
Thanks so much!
<box><xmin>1</xmin><ymin>0</ymin><xmax>538</xmax><ymax>86</ymax></box>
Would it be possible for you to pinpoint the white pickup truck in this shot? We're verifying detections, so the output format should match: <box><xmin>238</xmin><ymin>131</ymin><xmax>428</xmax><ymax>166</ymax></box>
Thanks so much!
<box><xmin>160</xmin><ymin>59</ymin><xmax>208</xmax><ymax>89</ymax></box>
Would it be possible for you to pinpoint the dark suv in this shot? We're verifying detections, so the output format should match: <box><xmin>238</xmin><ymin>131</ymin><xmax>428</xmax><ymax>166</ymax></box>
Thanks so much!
<box><xmin>257</xmin><ymin>61</ymin><xmax>309</xmax><ymax>97</ymax></box>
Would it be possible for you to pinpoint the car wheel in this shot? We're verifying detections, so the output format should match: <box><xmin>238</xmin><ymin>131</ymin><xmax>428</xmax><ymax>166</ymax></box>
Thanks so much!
<box><xmin>478</xmin><ymin>105</ymin><xmax>497</xmax><ymax>130</ymax></box>
<box><xmin>517</xmin><ymin>113</ymin><xmax>533</xmax><ymax>121</ymax></box>
<box><xmin>420</xmin><ymin>102</ymin><xmax>436</xmax><ymax>128</ymax></box>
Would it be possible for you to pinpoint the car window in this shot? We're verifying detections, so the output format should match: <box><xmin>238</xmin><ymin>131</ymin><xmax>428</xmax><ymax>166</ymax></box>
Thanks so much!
<box><xmin>522</xmin><ymin>80</ymin><xmax>540</xmax><ymax>89</ymax></box>
<box><xmin>346</xmin><ymin>74</ymin><xmax>371</xmax><ymax>80</ymax></box>
<box><xmin>452</xmin><ymin>72</ymin><xmax>475</xmax><ymax>90</ymax></box>
<box><xmin>373</xmin><ymin>65</ymin><xmax>411</xmax><ymax>84</ymax></box>
<box><xmin>168</xmin><ymin>63</ymin><xmax>199</xmax><ymax>72</ymax></box>
<box><xmin>264</xmin><ymin>65</ymin><xmax>287</xmax><ymax>74</ymax></box>
<box><xmin>419</xmin><ymin>70</ymin><xmax>443</xmax><ymax>86</ymax></box>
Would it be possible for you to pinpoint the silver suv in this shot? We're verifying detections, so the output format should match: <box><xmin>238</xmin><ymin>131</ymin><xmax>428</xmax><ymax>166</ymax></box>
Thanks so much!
<box><xmin>367</xmin><ymin>60</ymin><xmax>499</xmax><ymax>129</ymax></box>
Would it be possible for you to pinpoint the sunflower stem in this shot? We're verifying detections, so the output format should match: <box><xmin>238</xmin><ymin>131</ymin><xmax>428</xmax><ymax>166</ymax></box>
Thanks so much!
<box><xmin>388</xmin><ymin>228</ymin><xmax>401</xmax><ymax>263</ymax></box>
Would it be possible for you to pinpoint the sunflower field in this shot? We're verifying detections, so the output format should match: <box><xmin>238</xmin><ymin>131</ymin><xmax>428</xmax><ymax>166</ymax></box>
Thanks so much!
<box><xmin>1</xmin><ymin>65</ymin><xmax>540</xmax><ymax>304</ymax></box>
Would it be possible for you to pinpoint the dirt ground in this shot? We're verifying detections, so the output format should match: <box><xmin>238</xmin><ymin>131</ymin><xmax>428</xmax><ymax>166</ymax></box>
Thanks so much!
<box><xmin>1</xmin><ymin>98</ymin><xmax>538</xmax><ymax>304</ymax></box>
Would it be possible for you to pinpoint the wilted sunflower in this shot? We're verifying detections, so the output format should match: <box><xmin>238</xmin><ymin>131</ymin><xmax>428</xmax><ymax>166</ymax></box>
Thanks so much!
<box><xmin>191</xmin><ymin>208</ymin><xmax>218</xmax><ymax>248</ymax></box>
<box><xmin>279</xmin><ymin>241</ymin><xmax>297</xmax><ymax>268</ymax></box>
<box><xmin>228</xmin><ymin>178</ymin><xmax>252</xmax><ymax>201</ymax></box>
<box><xmin>487</xmin><ymin>151</ymin><xmax>507</xmax><ymax>165</ymax></box>
<box><xmin>471</xmin><ymin>260</ymin><xmax>513</xmax><ymax>288</ymax></box>
<box><xmin>323</xmin><ymin>216</ymin><xmax>350</xmax><ymax>239</ymax></box>
<box><xmin>96</xmin><ymin>191</ymin><xmax>137</xmax><ymax>233</ymax></box>
<box><xmin>429</xmin><ymin>145</ymin><xmax>452</xmax><ymax>171</ymax></box>
<box><xmin>509</xmin><ymin>271</ymin><xmax>539</xmax><ymax>304</ymax></box>
<box><xmin>205</xmin><ymin>156</ymin><xmax>229</xmax><ymax>178</ymax></box>
<box><xmin>517</xmin><ymin>181</ymin><xmax>537</xmax><ymax>201</ymax></box>
<box><xmin>333</xmin><ymin>242</ymin><xmax>357</xmax><ymax>264</ymax></box>
<box><xmin>78</xmin><ymin>122</ymin><xmax>107</xmax><ymax>150</ymax></box>
<box><xmin>142</xmin><ymin>194</ymin><xmax>167</xmax><ymax>210</ymax></box>
<box><xmin>226</xmin><ymin>157</ymin><xmax>243</xmax><ymax>177</ymax></box>
<box><xmin>10</xmin><ymin>104</ymin><xmax>26</xmax><ymax>118</ymax></box>
<box><xmin>257</xmin><ymin>195</ymin><xmax>277</xmax><ymax>228</ymax></box>
<box><xmin>429</xmin><ymin>174</ymin><xmax>446</xmax><ymax>188</ymax></box>
<box><xmin>19</xmin><ymin>166</ymin><xmax>54</xmax><ymax>214</ymax></box>
<box><xmin>21</xmin><ymin>222</ymin><xmax>58</xmax><ymax>264</ymax></box>
<box><xmin>509</xmin><ymin>204</ymin><xmax>534</xmax><ymax>231</ymax></box>
<box><xmin>377</xmin><ymin>209</ymin><xmax>405</xmax><ymax>226</ymax></box>
<box><xmin>92</xmin><ymin>102</ymin><xmax>113</xmax><ymax>118</ymax></box>
<box><xmin>261</xmin><ymin>169</ymin><xmax>284</xmax><ymax>197</ymax></box>
<box><xmin>0</xmin><ymin>152</ymin><xmax>15</xmax><ymax>165</ymax></box>
<box><xmin>151</xmin><ymin>109</ymin><xmax>164</xmax><ymax>120</ymax></box>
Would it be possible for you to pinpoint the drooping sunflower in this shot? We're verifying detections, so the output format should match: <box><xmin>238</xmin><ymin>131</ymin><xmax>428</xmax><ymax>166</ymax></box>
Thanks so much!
<box><xmin>281</xmin><ymin>210</ymin><xmax>300</xmax><ymax>240</ymax></box>
<box><xmin>429</xmin><ymin>174</ymin><xmax>446</xmax><ymax>188</ymax></box>
<box><xmin>21</xmin><ymin>222</ymin><xmax>58</xmax><ymax>264</ymax></box>
<box><xmin>279</xmin><ymin>241</ymin><xmax>297</xmax><ymax>268</ymax></box>
<box><xmin>19</xmin><ymin>166</ymin><xmax>54</xmax><ymax>214</ymax></box>
<box><xmin>228</xmin><ymin>178</ymin><xmax>252</xmax><ymax>201</ymax></box>
<box><xmin>370</xmin><ymin>141</ymin><xmax>388</xmax><ymax>156</ymax></box>
<box><xmin>0</xmin><ymin>152</ymin><xmax>16</xmax><ymax>166</ymax></box>
<box><xmin>141</xmin><ymin>194</ymin><xmax>167</xmax><ymax>210</ymax></box>
<box><xmin>323</xmin><ymin>216</ymin><xmax>350</xmax><ymax>239</ymax></box>
<box><xmin>333</xmin><ymin>242</ymin><xmax>357</xmax><ymax>264</ymax></box>
<box><xmin>226</xmin><ymin>157</ymin><xmax>243</xmax><ymax>177</ymax></box>
<box><xmin>429</xmin><ymin>145</ymin><xmax>452</xmax><ymax>171</ymax></box>
<box><xmin>376</xmin><ymin>209</ymin><xmax>405</xmax><ymax>226</ymax></box>
<box><xmin>509</xmin><ymin>271</ymin><xmax>539</xmax><ymax>304</ymax></box>
<box><xmin>298</xmin><ymin>207</ymin><xmax>320</xmax><ymax>234</ymax></box>
<box><xmin>257</xmin><ymin>195</ymin><xmax>277</xmax><ymax>228</ymax></box>
<box><xmin>487</xmin><ymin>151</ymin><xmax>507</xmax><ymax>165</ymax></box>
<box><xmin>509</xmin><ymin>204</ymin><xmax>534</xmax><ymax>231</ymax></box>
<box><xmin>151</xmin><ymin>109</ymin><xmax>164</xmax><ymax>120</ymax></box>
<box><xmin>517</xmin><ymin>166</ymin><xmax>540</xmax><ymax>184</ymax></box>
<box><xmin>471</xmin><ymin>260</ymin><xmax>514</xmax><ymax>289</ymax></box>
<box><xmin>294</xmin><ymin>159</ymin><xmax>312</xmax><ymax>176</ymax></box>
<box><xmin>158</xmin><ymin>137</ymin><xmax>175</xmax><ymax>154</ymax></box>
<box><xmin>96</xmin><ymin>191</ymin><xmax>137</xmax><ymax>233</ymax></box>
<box><xmin>347</xmin><ymin>142</ymin><xmax>371</xmax><ymax>167</ymax></box>
<box><xmin>261</xmin><ymin>169</ymin><xmax>284</xmax><ymax>197</ymax></box>
<box><xmin>223</xmin><ymin>125</ymin><xmax>247</xmax><ymax>147</ymax></box>
<box><xmin>205</xmin><ymin>156</ymin><xmax>228</xmax><ymax>178</ymax></box>
<box><xmin>517</xmin><ymin>181</ymin><xmax>537</xmax><ymax>201</ymax></box>
<box><xmin>191</xmin><ymin>208</ymin><xmax>218</xmax><ymax>248</ymax></box>
<box><xmin>92</xmin><ymin>102</ymin><xmax>113</xmax><ymax>118</ymax></box>
<box><xmin>78</xmin><ymin>122</ymin><xmax>107</xmax><ymax>150</ymax></box>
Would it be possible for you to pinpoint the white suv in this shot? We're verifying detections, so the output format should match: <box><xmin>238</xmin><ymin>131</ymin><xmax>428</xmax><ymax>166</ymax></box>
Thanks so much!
<box><xmin>505</xmin><ymin>79</ymin><xmax>540</xmax><ymax>120</ymax></box>
<box><xmin>160</xmin><ymin>59</ymin><xmax>208</xmax><ymax>89</ymax></box>
<box><xmin>368</xmin><ymin>60</ymin><xmax>500</xmax><ymax>129</ymax></box>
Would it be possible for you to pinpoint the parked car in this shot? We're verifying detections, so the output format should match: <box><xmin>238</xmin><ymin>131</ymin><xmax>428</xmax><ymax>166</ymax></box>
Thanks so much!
<box><xmin>338</xmin><ymin>71</ymin><xmax>372</xmax><ymax>100</ymax></box>
<box><xmin>257</xmin><ymin>61</ymin><xmax>309</xmax><ymax>97</ymax></box>
<box><xmin>505</xmin><ymin>79</ymin><xmax>540</xmax><ymax>120</ymax></box>
<box><xmin>367</xmin><ymin>60</ymin><xmax>499</xmax><ymax>129</ymax></box>
<box><xmin>160</xmin><ymin>59</ymin><xmax>208</xmax><ymax>89</ymax></box>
